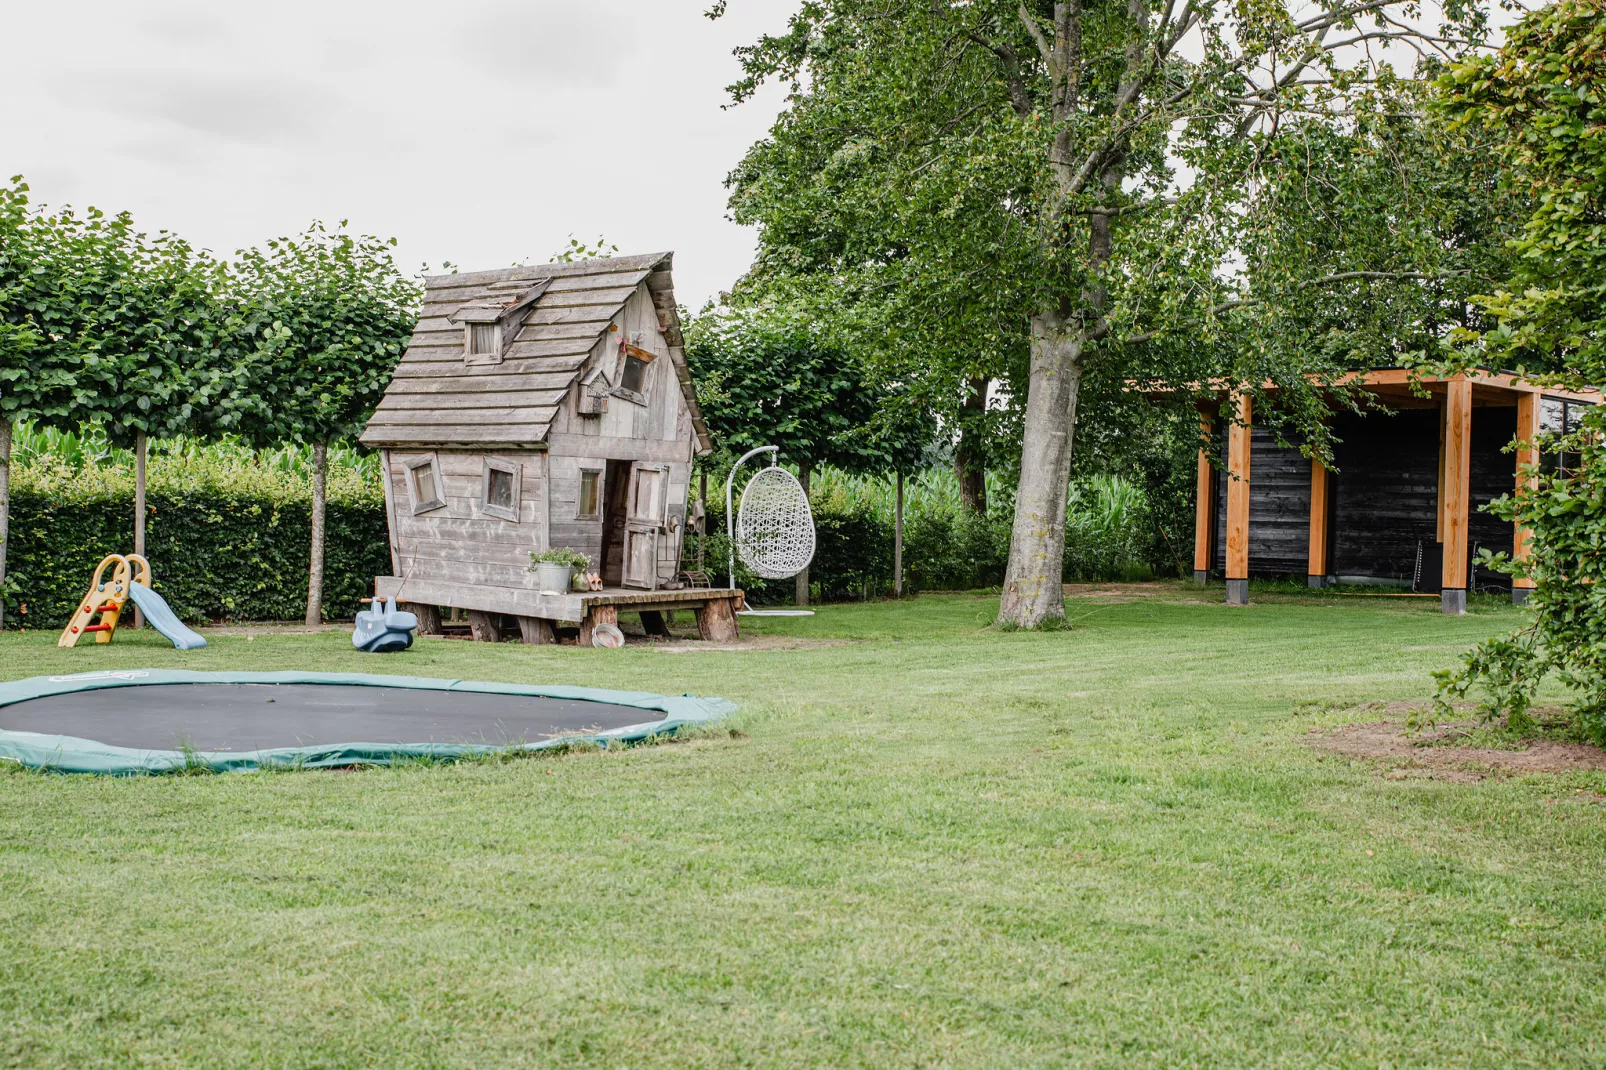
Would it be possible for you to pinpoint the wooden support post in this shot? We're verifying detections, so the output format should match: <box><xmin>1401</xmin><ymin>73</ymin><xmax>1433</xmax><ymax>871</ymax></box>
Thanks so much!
<box><xmin>695</xmin><ymin>597</ymin><xmax>739</xmax><ymax>643</ymax></box>
<box><xmin>1440</xmin><ymin>378</ymin><xmax>1472</xmax><ymax>614</ymax></box>
<box><xmin>405</xmin><ymin>602</ymin><xmax>442</xmax><ymax>636</ymax></box>
<box><xmin>1513</xmin><ymin>391</ymin><xmax>1539</xmax><ymax>605</ymax></box>
<box><xmin>639</xmin><ymin>610</ymin><xmax>671</xmax><ymax>638</ymax></box>
<box><xmin>466</xmin><ymin>610</ymin><xmax>502</xmax><ymax>643</ymax></box>
<box><xmin>579</xmin><ymin>605</ymin><xmax>618</xmax><ymax>647</ymax></box>
<box><xmin>1193</xmin><ymin>410</ymin><xmax>1213</xmax><ymax>586</ymax></box>
<box><xmin>1307</xmin><ymin>458</ymin><xmax>1329</xmax><ymax>588</ymax></box>
<box><xmin>1224</xmin><ymin>394</ymin><xmax>1252</xmax><ymax>605</ymax></box>
<box><xmin>517</xmin><ymin>615</ymin><xmax>555</xmax><ymax>644</ymax></box>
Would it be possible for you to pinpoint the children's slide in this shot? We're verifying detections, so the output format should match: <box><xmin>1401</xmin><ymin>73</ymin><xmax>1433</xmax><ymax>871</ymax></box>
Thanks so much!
<box><xmin>127</xmin><ymin>583</ymin><xmax>208</xmax><ymax>650</ymax></box>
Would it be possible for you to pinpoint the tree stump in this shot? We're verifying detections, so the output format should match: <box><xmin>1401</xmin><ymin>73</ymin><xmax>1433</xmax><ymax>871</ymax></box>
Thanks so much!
<box><xmin>517</xmin><ymin>615</ymin><xmax>555</xmax><ymax>645</ymax></box>
<box><xmin>466</xmin><ymin>610</ymin><xmax>502</xmax><ymax>643</ymax></box>
<box><xmin>578</xmin><ymin>605</ymin><xmax>619</xmax><ymax>647</ymax></box>
<box><xmin>639</xmin><ymin>610</ymin><xmax>671</xmax><ymax>638</ymax></box>
<box><xmin>405</xmin><ymin>603</ymin><xmax>442</xmax><ymax>636</ymax></box>
<box><xmin>695</xmin><ymin>598</ymin><xmax>739</xmax><ymax>643</ymax></box>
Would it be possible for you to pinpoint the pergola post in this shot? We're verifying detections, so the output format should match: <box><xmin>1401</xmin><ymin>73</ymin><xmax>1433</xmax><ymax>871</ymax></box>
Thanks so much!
<box><xmin>1440</xmin><ymin>378</ymin><xmax>1472</xmax><ymax>614</ymax></box>
<box><xmin>1193</xmin><ymin>409</ymin><xmax>1213</xmax><ymax>585</ymax></box>
<box><xmin>1513</xmin><ymin>391</ymin><xmax>1539</xmax><ymax>606</ymax></box>
<box><xmin>1307</xmin><ymin>458</ymin><xmax>1329</xmax><ymax>588</ymax></box>
<box><xmin>1225</xmin><ymin>393</ymin><xmax>1252</xmax><ymax>606</ymax></box>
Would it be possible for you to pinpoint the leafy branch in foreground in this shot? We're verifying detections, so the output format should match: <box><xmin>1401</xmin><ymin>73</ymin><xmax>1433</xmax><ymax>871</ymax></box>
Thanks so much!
<box><xmin>1429</xmin><ymin>0</ymin><xmax>1606</xmax><ymax>737</ymax></box>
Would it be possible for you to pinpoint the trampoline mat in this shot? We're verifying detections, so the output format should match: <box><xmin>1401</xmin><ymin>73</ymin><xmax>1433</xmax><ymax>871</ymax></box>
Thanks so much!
<box><xmin>0</xmin><ymin>683</ymin><xmax>653</xmax><ymax>752</ymax></box>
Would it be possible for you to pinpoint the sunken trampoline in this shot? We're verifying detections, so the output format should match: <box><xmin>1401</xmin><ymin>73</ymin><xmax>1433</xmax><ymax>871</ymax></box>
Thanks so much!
<box><xmin>0</xmin><ymin>670</ymin><xmax>734</xmax><ymax>774</ymax></box>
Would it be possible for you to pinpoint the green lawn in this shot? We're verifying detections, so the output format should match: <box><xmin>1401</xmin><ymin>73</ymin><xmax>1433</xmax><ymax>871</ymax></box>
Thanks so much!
<box><xmin>2</xmin><ymin>585</ymin><xmax>1603</xmax><ymax>1067</ymax></box>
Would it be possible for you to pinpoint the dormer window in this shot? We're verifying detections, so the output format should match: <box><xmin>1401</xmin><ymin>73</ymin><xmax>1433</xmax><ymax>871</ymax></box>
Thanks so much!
<box><xmin>470</xmin><ymin>323</ymin><xmax>499</xmax><ymax>358</ymax></box>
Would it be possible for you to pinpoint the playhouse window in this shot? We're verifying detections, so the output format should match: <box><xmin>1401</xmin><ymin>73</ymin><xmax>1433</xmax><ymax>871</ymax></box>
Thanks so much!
<box><xmin>620</xmin><ymin>353</ymin><xmax>648</xmax><ymax>394</ymax></box>
<box><xmin>481</xmin><ymin>457</ymin><xmax>522</xmax><ymax>522</ymax></box>
<box><xmin>470</xmin><ymin>323</ymin><xmax>499</xmax><ymax>357</ymax></box>
<box><xmin>578</xmin><ymin>469</ymin><xmax>602</xmax><ymax>519</ymax></box>
<box><xmin>404</xmin><ymin>454</ymin><xmax>445</xmax><ymax>515</ymax></box>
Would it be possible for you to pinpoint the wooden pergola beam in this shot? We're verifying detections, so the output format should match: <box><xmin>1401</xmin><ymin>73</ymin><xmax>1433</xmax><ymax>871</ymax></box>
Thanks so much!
<box><xmin>1225</xmin><ymin>393</ymin><xmax>1252</xmax><ymax>606</ymax></box>
<box><xmin>1440</xmin><ymin>378</ymin><xmax>1473</xmax><ymax>614</ymax></box>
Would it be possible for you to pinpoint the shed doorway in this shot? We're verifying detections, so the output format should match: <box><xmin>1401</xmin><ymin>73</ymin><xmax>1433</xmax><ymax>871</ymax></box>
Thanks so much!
<box><xmin>601</xmin><ymin>459</ymin><xmax>633</xmax><ymax>586</ymax></box>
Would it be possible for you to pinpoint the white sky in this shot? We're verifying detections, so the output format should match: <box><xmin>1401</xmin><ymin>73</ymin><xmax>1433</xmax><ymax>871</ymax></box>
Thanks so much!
<box><xmin>0</xmin><ymin>1</ymin><xmax>795</xmax><ymax>308</ymax></box>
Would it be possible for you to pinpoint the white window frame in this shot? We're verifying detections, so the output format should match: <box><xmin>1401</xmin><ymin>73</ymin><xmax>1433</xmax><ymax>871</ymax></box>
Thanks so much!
<box><xmin>403</xmin><ymin>453</ymin><xmax>446</xmax><ymax>515</ymax></box>
<box><xmin>481</xmin><ymin>457</ymin><xmax>523</xmax><ymax>523</ymax></box>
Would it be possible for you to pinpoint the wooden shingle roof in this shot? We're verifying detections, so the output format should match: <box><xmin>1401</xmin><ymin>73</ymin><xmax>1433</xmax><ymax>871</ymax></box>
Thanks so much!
<box><xmin>359</xmin><ymin>251</ymin><xmax>711</xmax><ymax>451</ymax></box>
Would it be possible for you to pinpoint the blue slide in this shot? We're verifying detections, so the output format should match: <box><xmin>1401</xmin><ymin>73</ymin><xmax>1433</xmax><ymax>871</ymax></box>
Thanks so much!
<box><xmin>127</xmin><ymin>583</ymin><xmax>208</xmax><ymax>650</ymax></box>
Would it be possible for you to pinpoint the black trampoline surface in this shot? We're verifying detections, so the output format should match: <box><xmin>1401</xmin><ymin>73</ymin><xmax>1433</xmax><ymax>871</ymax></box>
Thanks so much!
<box><xmin>0</xmin><ymin>683</ymin><xmax>653</xmax><ymax>752</ymax></box>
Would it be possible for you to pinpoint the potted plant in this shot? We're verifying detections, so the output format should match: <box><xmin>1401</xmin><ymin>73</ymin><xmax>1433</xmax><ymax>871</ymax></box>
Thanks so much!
<box><xmin>528</xmin><ymin>547</ymin><xmax>590</xmax><ymax>594</ymax></box>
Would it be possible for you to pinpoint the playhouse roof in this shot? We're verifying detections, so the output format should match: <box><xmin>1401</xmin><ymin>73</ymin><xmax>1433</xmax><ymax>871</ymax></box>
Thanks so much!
<box><xmin>359</xmin><ymin>251</ymin><xmax>711</xmax><ymax>451</ymax></box>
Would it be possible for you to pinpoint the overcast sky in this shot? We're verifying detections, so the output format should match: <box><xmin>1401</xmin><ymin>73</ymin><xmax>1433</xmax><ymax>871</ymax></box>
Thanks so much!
<box><xmin>2</xmin><ymin>1</ymin><xmax>794</xmax><ymax>308</ymax></box>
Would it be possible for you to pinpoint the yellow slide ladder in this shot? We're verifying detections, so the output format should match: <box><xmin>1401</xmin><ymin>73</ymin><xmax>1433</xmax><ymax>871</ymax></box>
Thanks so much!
<box><xmin>58</xmin><ymin>554</ymin><xmax>134</xmax><ymax>648</ymax></box>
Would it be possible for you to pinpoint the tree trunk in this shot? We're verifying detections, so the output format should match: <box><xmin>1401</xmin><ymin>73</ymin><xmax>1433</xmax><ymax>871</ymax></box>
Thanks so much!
<box><xmin>997</xmin><ymin>314</ymin><xmax>1084</xmax><ymax>628</ymax></box>
<box><xmin>305</xmin><ymin>439</ymin><xmax>327</xmax><ymax>626</ymax></box>
<box><xmin>894</xmin><ymin>470</ymin><xmax>904</xmax><ymax>598</ymax></box>
<box><xmin>0</xmin><ymin>416</ymin><xmax>10</xmax><ymax>631</ymax></box>
<box><xmin>955</xmin><ymin>376</ymin><xmax>989</xmax><ymax>514</ymax></box>
<box><xmin>132</xmin><ymin>431</ymin><xmax>147</xmax><ymax>629</ymax></box>
<box><xmin>794</xmin><ymin>463</ymin><xmax>811</xmax><ymax>607</ymax></box>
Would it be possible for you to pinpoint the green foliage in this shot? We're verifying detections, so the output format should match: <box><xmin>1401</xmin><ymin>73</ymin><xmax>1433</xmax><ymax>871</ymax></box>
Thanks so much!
<box><xmin>229</xmin><ymin>222</ymin><xmax>420</xmax><ymax>447</ymax></box>
<box><xmin>1429</xmin><ymin>1</ymin><xmax>1606</xmax><ymax>737</ymax></box>
<box><xmin>528</xmin><ymin>547</ymin><xmax>591</xmax><ymax>571</ymax></box>
<box><xmin>549</xmin><ymin>236</ymin><xmax>619</xmax><ymax>263</ymax></box>
<box><xmin>686</xmin><ymin>301</ymin><xmax>933</xmax><ymax>475</ymax></box>
<box><xmin>4</xmin><ymin>454</ymin><xmax>386</xmax><ymax>627</ymax></box>
<box><xmin>10</xmin><ymin>421</ymin><xmax>380</xmax><ymax>479</ymax></box>
<box><xmin>1438</xmin><ymin>0</ymin><xmax>1606</xmax><ymax>377</ymax></box>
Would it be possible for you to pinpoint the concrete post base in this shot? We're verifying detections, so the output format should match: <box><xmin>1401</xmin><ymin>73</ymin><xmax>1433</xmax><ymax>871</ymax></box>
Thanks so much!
<box><xmin>1193</xmin><ymin>569</ymin><xmax>1210</xmax><ymax>586</ymax></box>
<box><xmin>1226</xmin><ymin>578</ymin><xmax>1249</xmax><ymax>605</ymax></box>
<box><xmin>1307</xmin><ymin>575</ymin><xmax>1326</xmax><ymax>589</ymax></box>
<box><xmin>1512</xmin><ymin>586</ymin><xmax>1533</xmax><ymax>606</ymax></box>
<box><xmin>1441</xmin><ymin>588</ymin><xmax>1467</xmax><ymax>615</ymax></box>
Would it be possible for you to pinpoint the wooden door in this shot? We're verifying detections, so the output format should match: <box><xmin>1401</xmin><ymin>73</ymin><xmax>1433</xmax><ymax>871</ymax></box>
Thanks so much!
<box><xmin>623</xmin><ymin>464</ymin><xmax>667</xmax><ymax>589</ymax></box>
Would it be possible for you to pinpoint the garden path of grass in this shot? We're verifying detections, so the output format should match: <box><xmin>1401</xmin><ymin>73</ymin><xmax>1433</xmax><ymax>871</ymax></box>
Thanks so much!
<box><xmin>2</xmin><ymin>584</ymin><xmax>1603</xmax><ymax>1067</ymax></box>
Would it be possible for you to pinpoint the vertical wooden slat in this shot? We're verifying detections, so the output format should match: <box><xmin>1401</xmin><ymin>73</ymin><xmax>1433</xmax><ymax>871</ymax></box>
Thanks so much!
<box><xmin>1225</xmin><ymin>393</ymin><xmax>1252</xmax><ymax>605</ymax></box>
<box><xmin>1193</xmin><ymin>410</ymin><xmax>1213</xmax><ymax>583</ymax></box>
<box><xmin>1440</xmin><ymin>378</ymin><xmax>1472</xmax><ymax>613</ymax></box>
<box><xmin>1307</xmin><ymin>458</ymin><xmax>1329</xmax><ymax>586</ymax></box>
<box><xmin>1513</xmin><ymin>391</ymin><xmax>1539</xmax><ymax>602</ymax></box>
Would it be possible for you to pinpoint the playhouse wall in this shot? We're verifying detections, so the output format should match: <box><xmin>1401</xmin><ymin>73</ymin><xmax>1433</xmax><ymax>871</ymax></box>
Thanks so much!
<box><xmin>383</xmin><ymin>448</ymin><xmax>548</xmax><ymax>589</ymax></box>
<box><xmin>543</xmin><ymin>283</ymin><xmax>698</xmax><ymax>585</ymax></box>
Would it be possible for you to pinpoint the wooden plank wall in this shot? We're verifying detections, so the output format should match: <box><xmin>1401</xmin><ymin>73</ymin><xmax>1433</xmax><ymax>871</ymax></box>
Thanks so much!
<box><xmin>544</xmin><ymin>284</ymin><xmax>694</xmax><ymax>583</ymax></box>
<box><xmin>387</xmin><ymin>449</ymin><xmax>547</xmax><ymax>589</ymax></box>
<box><xmin>1213</xmin><ymin>425</ymin><xmax>1312</xmax><ymax>575</ymax></box>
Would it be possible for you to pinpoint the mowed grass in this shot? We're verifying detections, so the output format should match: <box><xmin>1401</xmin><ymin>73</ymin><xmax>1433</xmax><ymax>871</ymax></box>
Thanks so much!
<box><xmin>2</xmin><ymin>585</ymin><xmax>1604</xmax><ymax>1067</ymax></box>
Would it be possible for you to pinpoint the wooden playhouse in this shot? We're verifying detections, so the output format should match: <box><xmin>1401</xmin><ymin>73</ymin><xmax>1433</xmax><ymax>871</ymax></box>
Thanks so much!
<box><xmin>358</xmin><ymin>252</ymin><xmax>742</xmax><ymax>643</ymax></box>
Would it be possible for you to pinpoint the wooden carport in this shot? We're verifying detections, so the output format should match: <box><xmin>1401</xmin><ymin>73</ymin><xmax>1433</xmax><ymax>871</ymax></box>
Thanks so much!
<box><xmin>1185</xmin><ymin>370</ymin><xmax>1599</xmax><ymax>615</ymax></box>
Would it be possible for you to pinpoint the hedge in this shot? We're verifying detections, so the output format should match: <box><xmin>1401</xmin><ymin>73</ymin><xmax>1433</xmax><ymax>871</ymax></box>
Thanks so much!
<box><xmin>4</xmin><ymin>457</ymin><xmax>388</xmax><ymax>629</ymax></box>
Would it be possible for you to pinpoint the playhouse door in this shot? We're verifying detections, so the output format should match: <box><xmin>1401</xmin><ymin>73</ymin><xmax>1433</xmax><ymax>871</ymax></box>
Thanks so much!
<box><xmin>623</xmin><ymin>464</ymin><xmax>668</xmax><ymax>589</ymax></box>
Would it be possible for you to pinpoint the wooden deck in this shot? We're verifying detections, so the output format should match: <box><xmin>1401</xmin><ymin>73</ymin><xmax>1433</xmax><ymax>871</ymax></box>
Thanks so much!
<box><xmin>372</xmin><ymin>576</ymin><xmax>743</xmax><ymax>643</ymax></box>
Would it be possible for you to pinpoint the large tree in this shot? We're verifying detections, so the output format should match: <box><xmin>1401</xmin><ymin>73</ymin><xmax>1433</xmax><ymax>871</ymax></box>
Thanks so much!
<box><xmin>716</xmin><ymin>0</ymin><xmax>1495</xmax><ymax>626</ymax></box>
<box><xmin>231</xmin><ymin>223</ymin><xmax>418</xmax><ymax>625</ymax></box>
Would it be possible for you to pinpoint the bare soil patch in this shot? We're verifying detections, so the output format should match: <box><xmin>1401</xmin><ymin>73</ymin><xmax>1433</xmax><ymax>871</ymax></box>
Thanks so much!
<box><xmin>1062</xmin><ymin>582</ymin><xmax>1170</xmax><ymax>603</ymax></box>
<box><xmin>1308</xmin><ymin>719</ymin><xmax>1606</xmax><ymax>780</ymax></box>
